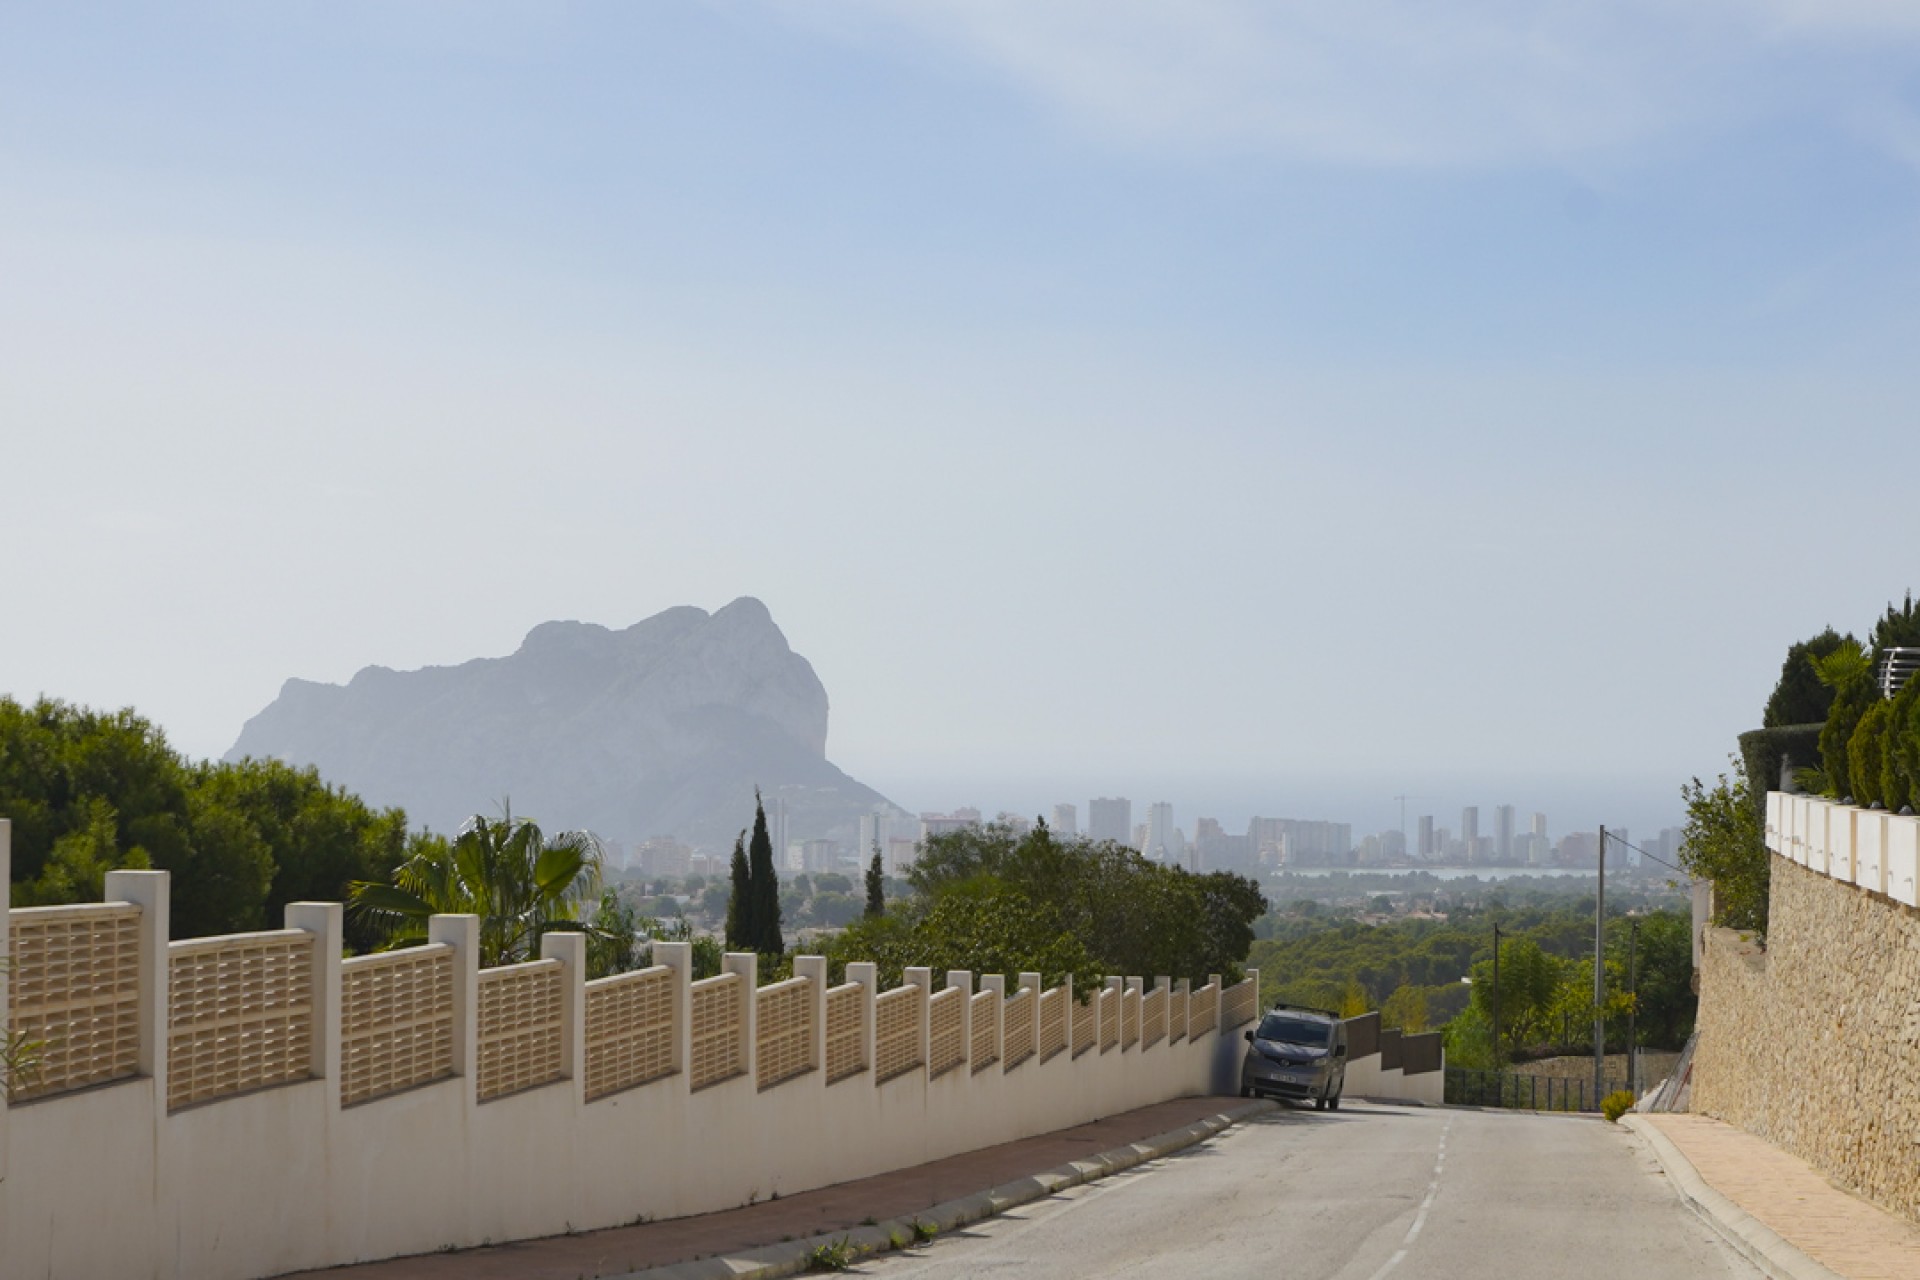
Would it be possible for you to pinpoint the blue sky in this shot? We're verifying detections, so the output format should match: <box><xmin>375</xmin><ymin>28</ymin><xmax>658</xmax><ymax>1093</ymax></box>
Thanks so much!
<box><xmin>5</xmin><ymin>2</ymin><xmax>1920</xmax><ymax>838</ymax></box>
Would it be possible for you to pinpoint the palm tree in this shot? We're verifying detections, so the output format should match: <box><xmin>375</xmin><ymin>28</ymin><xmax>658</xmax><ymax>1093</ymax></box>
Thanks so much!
<box><xmin>349</xmin><ymin>806</ymin><xmax>604</xmax><ymax>967</ymax></box>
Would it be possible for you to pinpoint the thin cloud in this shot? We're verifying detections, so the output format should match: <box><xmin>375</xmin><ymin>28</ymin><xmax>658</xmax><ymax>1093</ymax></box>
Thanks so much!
<box><xmin>802</xmin><ymin>0</ymin><xmax>1920</xmax><ymax>168</ymax></box>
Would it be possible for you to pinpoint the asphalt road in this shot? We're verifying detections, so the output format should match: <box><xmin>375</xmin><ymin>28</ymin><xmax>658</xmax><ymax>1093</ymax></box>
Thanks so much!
<box><xmin>863</xmin><ymin>1101</ymin><xmax>1762</xmax><ymax>1280</ymax></box>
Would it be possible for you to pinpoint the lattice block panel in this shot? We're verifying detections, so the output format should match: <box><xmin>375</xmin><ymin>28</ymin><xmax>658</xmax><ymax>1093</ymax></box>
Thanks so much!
<box><xmin>1220</xmin><ymin>978</ymin><xmax>1258</xmax><ymax>1030</ymax></box>
<box><xmin>1142</xmin><ymin>988</ymin><xmax>1166</xmax><ymax>1049</ymax></box>
<box><xmin>1170</xmin><ymin>984</ymin><xmax>1187</xmax><ymax>1044</ymax></box>
<box><xmin>168</xmin><ymin>931</ymin><xmax>314</xmax><ymax>1111</ymax></box>
<box><xmin>475</xmin><ymin>959</ymin><xmax>563</xmax><ymax>1102</ymax></box>
<box><xmin>969</xmin><ymin>990</ymin><xmax>997</xmax><ymax>1072</ymax></box>
<box><xmin>1038</xmin><ymin>987</ymin><xmax>1067</xmax><ymax>1062</ymax></box>
<box><xmin>757</xmin><ymin>976</ymin><xmax>814</xmax><ymax>1091</ymax></box>
<box><xmin>1100</xmin><ymin>988</ymin><xmax>1119</xmax><ymax>1052</ymax></box>
<box><xmin>8</xmin><ymin>904</ymin><xmax>142</xmax><ymax>1102</ymax></box>
<box><xmin>928</xmin><ymin>986</ymin><xmax>964</xmax><ymax>1078</ymax></box>
<box><xmin>1072</xmin><ymin>992</ymin><xmax>1095</xmax><ymax>1058</ymax></box>
<box><xmin>825</xmin><ymin>983</ymin><xmax>867</xmax><ymax>1083</ymax></box>
<box><xmin>690</xmin><ymin>973</ymin><xmax>744</xmax><ymax>1091</ymax></box>
<box><xmin>1122</xmin><ymin>989</ymin><xmax>1140</xmax><ymax>1049</ymax></box>
<box><xmin>873</xmin><ymin>984</ymin><xmax>922</xmax><ymax>1084</ymax></box>
<box><xmin>1189</xmin><ymin>983</ymin><xmax>1218</xmax><ymax>1035</ymax></box>
<box><xmin>586</xmin><ymin>965</ymin><xmax>676</xmax><ymax>1100</ymax></box>
<box><xmin>1003</xmin><ymin>988</ymin><xmax>1034</xmax><ymax>1068</ymax></box>
<box><xmin>341</xmin><ymin>945</ymin><xmax>454</xmax><ymax>1106</ymax></box>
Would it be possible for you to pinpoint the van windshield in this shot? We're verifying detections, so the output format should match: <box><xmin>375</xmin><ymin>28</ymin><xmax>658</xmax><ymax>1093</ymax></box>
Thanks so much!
<box><xmin>1257</xmin><ymin>1015</ymin><xmax>1331</xmax><ymax>1047</ymax></box>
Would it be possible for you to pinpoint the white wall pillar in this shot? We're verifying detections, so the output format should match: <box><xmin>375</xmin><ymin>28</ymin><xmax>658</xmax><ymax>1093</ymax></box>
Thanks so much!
<box><xmin>104</xmin><ymin>868</ymin><xmax>170</xmax><ymax>1098</ymax></box>
<box><xmin>794</xmin><ymin>955</ymin><xmax>829</xmax><ymax>1077</ymax></box>
<box><xmin>945</xmin><ymin>970</ymin><xmax>972</xmax><ymax>1068</ymax></box>
<box><xmin>652</xmin><ymin>940</ymin><xmax>693</xmax><ymax>1086</ymax></box>
<box><xmin>723</xmin><ymin>953</ymin><xmax>757</xmax><ymax>1084</ymax></box>
<box><xmin>539</xmin><ymin>931</ymin><xmax>588</xmax><ymax>1105</ymax></box>
<box><xmin>284</xmin><ymin>902</ymin><xmax>342</xmax><ymax>1108</ymax></box>
<box><xmin>905</xmin><ymin>966</ymin><xmax>932</xmax><ymax>1072</ymax></box>
<box><xmin>1061</xmin><ymin>974</ymin><xmax>1075</xmax><ymax>1054</ymax></box>
<box><xmin>428</xmin><ymin>914</ymin><xmax>480</xmax><ymax>1110</ymax></box>
<box><xmin>978</xmin><ymin>973</ymin><xmax>1005</xmax><ymax>1066</ymax></box>
<box><xmin>846</xmin><ymin>962</ymin><xmax>878</xmax><ymax>1077</ymax></box>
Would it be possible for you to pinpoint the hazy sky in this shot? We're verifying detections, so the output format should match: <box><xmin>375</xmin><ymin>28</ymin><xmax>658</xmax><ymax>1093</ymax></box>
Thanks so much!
<box><xmin>6</xmin><ymin>3</ymin><xmax>1920</xmax><ymax>839</ymax></box>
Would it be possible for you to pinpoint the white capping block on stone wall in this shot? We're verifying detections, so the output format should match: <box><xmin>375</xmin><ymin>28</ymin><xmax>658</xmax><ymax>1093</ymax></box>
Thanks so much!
<box><xmin>1804</xmin><ymin>796</ymin><xmax>1830</xmax><ymax>875</ymax></box>
<box><xmin>1765</xmin><ymin>793</ymin><xmax>1920</xmax><ymax>909</ymax></box>
<box><xmin>1888</xmin><ymin>817</ymin><xmax>1920</xmax><ymax>908</ymax></box>
<box><xmin>1832</xmin><ymin>805</ymin><xmax>1856</xmax><ymax>882</ymax></box>
<box><xmin>1857</xmin><ymin>809</ymin><xmax>1888</xmax><ymax>896</ymax></box>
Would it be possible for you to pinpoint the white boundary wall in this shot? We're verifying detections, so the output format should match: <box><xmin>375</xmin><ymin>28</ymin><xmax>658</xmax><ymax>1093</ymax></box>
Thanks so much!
<box><xmin>2</xmin><ymin>845</ymin><xmax>1254</xmax><ymax>1280</ymax></box>
<box><xmin>1767</xmin><ymin>792</ymin><xmax>1920</xmax><ymax>907</ymax></box>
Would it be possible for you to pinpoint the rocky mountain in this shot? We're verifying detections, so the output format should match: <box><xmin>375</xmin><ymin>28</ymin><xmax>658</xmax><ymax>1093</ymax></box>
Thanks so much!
<box><xmin>225</xmin><ymin>598</ymin><xmax>902</xmax><ymax>853</ymax></box>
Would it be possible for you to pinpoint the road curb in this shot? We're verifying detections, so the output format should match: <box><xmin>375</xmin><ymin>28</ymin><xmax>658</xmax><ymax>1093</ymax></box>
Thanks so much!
<box><xmin>618</xmin><ymin>1099</ymin><xmax>1278</xmax><ymax>1280</ymax></box>
<box><xmin>1622</xmin><ymin>1116</ymin><xmax>1848</xmax><ymax>1280</ymax></box>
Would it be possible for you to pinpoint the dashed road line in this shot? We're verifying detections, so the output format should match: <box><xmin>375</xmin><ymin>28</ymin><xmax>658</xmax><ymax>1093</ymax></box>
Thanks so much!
<box><xmin>1365</xmin><ymin>1116</ymin><xmax>1454</xmax><ymax>1280</ymax></box>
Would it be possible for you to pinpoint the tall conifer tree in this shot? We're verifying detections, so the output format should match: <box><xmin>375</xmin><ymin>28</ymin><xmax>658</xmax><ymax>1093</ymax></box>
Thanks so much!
<box><xmin>725</xmin><ymin>831</ymin><xmax>751</xmax><ymax>949</ymax></box>
<box><xmin>865</xmin><ymin>842</ymin><xmax>885</xmax><ymax>918</ymax></box>
<box><xmin>748</xmin><ymin>791</ymin><xmax>782</xmax><ymax>953</ymax></box>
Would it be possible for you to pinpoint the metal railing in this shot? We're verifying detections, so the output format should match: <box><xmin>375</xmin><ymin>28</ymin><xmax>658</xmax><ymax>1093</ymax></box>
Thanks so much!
<box><xmin>1444</xmin><ymin>1066</ymin><xmax>1627</xmax><ymax>1112</ymax></box>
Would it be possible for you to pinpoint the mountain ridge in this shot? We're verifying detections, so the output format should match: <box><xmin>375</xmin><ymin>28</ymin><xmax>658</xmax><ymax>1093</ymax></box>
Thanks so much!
<box><xmin>225</xmin><ymin>598</ymin><xmax>900</xmax><ymax>853</ymax></box>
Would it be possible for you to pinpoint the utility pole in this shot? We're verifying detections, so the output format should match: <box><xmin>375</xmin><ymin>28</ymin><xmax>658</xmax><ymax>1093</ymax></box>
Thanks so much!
<box><xmin>1491</xmin><ymin>921</ymin><xmax>1502</xmax><ymax>1066</ymax></box>
<box><xmin>1628</xmin><ymin>915</ymin><xmax>1640</xmax><ymax>1097</ymax></box>
<box><xmin>1594</xmin><ymin>825</ymin><xmax>1607</xmax><ymax>1103</ymax></box>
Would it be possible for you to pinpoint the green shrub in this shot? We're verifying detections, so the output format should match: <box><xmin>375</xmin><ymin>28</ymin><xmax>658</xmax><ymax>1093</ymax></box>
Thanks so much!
<box><xmin>1738</xmin><ymin>723</ymin><xmax>1824</xmax><ymax>821</ymax></box>
<box><xmin>1601</xmin><ymin>1090</ymin><xmax>1635</xmax><ymax>1123</ymax></box>
<box><xmin>1850</xmin><ymin>701</ymin><xmax>1892</xmax><ymax>807</ymax></box>
<box><xmin>807</xmin><ymin>1237</ymin><xmax>856</xmax><ymax>1272</ymax></box>
<box><xmin>1884</xmin><ymin>677</ymin><xmax>1920</xmax><ymax>812</ymax></box>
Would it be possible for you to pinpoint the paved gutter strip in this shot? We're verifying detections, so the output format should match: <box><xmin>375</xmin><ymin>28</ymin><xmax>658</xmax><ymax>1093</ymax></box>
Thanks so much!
<box><xmin>1622</xmin><ymin>1116</ymin><xmax>1847</xmax><ymax>1280</ymax></box>
<box><xmin>621</xmin><ymin>1100</ymin><xmax>1278</xmax><ymax>1280</ymax></box>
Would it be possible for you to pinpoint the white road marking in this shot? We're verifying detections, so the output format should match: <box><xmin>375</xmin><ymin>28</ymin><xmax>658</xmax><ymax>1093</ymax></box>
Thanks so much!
<box><xmin>1364</xmin><ymin>1117</ymin><xmax>1454</xmax><ymax>1280</ymax></box>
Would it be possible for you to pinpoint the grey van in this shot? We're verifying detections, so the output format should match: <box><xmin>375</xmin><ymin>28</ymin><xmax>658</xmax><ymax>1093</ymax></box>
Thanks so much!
<box><xmin>1240</xmin><ymin>1004</ymin><xmax>1347</xmax><ymax>1110</ymax></box>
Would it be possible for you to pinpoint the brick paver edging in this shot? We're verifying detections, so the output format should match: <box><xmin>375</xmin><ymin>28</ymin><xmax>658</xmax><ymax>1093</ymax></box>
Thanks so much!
<box><xmin>615</xmin><ymin>1099</ymin><xmax>1279</xmax><ymax>1280</ymax></box>
<box><xmin>1624</xmin><ymin>1115</ymin><xmax>1848</xmax><ymax>1280</ymax></box>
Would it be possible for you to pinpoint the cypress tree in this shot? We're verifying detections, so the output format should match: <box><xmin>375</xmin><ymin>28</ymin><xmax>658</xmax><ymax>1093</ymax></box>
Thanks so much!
<box><xmin>748</xmin><ymin>791</ymin><xmax>782</xmax><ymax>953</ymax></box>
<box><xmin>725</xmin><ymin>831</ymin><xmax>751</xmax><ymax>949</ymax></box>
<box><xmin>865</xmin><ymin>842</ymin><xmax>885</xmax><ymax>918</ymax></box>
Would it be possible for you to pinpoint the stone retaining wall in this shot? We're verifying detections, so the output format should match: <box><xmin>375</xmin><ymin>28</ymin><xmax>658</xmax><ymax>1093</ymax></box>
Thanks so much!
<box><xmin>1694</xmin><ymin>854</ymin><xmax>1920</xmax><ymax>1225</ymax></box>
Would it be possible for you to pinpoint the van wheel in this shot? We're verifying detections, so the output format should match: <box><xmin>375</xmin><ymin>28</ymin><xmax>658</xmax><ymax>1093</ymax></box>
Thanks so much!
<box><xmin>1328</xmin><ymin>1091</ymin><xmax>1341</xmax><ymax>1112</ymax></box>
<box><xmin>1242</xmin><ymin>1084</ymin><xmax>1254</xmax><ymax>1098</ymax></box>
<box><xmin>1314</xmin><ymin>1095</ymin><xmax>1327</xmax><ymax>1111</ymax></box>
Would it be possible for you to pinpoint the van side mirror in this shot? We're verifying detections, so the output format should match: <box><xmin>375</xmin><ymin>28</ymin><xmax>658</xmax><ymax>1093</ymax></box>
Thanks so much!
<box><xmin>1244</xmin><ymin>1030</ymin><xmax>1254</xmax><ymax>1043</ymax></box>
<box><xmin>1335</xmin><ymin>1043</ymin><xmax>1347</xmax><ymax>1058</ymax></box>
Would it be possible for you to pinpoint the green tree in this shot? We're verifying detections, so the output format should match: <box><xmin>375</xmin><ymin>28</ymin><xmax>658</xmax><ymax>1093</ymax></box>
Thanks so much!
<box><xmin>1815</xmin><ymin>638</ymin><xmax>1876</xmax><ymax>797</ymax></box>
<box><xmin>865</xmin><ymin>843</ymin><xmax>885</xmax><ymax>918</ymax></box>
<box><xmin>1763</xmin><ymin>628</ymin><xmax>1852</xmax><ymax>728</ymax></box>
<box><xmin>1470</xmin><ymin>935</ymin><xmax>1562</xmax><ymax>1058</ymax></box>
<box><xmin>809</xmin><ymin>892</ymin><xmax>863</xmax><ymax>928</ymax></box>
<box><xmin>1849</xmin><ymin>700</ymin><xmax>1893</xmax><ymax>807</ymax></box>
<box><xmin>1679</xmin><ymin>764</ymin><xmax>1768</xmax><ymax>935</ymax></box>
<box><xmin>192</xmin><ymin>757</ymin><xmax>412</xmax><ymax>951</ymax></box>
<box><xmin>348</xmin><ymin>809</ymin><xmax>604</xmax><ymax>967</ymax></box>
<box><xmin>747</xmin><ymin>792</ymin><xmax>782</xmax><ymax>953</ymax></box>
<box><xmin>827</xmin><ymin>879</ymin><xmax>1099</xmax><ymax>992</ymax></box>
<box><xmin>1626</xmin><ymin>912</ymin><xmax>1697</xmax><ymax>1048</ymax></box>
<box><xmin>725</xmin><ymin>832</ymin><xmax>751</xmax><ymax>949</ymax></box>
<box><xmin>1379</xmin><ymin>984</ymin><xmax>1429</xmax><ymax>1033</ymax></box>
